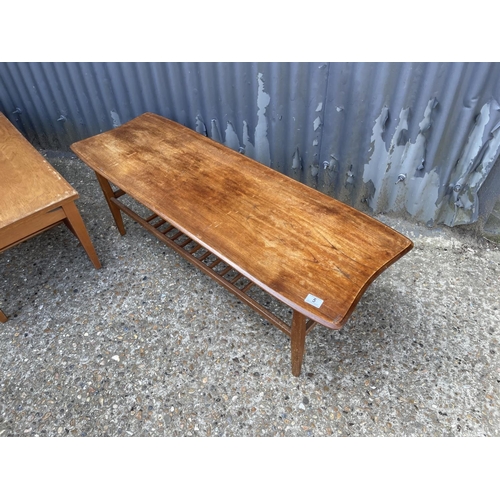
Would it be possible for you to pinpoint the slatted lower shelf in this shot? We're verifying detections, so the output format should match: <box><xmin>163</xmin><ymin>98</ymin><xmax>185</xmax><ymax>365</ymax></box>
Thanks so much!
<box><xmin>110</xmin><ymin>192</ymin><xmax>316</xmax><ymax>338</ymax></box>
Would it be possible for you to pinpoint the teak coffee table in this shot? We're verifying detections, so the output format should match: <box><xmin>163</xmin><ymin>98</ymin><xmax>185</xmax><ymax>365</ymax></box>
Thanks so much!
<box><xmin>0</xmin><ymin>113</ymin><xmax>101</xmax><ymax>322</ymax></box>
<box><xmin>71</xmin><ymin>112</ymin><xmax>413</xmax><ymax>376</ymax></box>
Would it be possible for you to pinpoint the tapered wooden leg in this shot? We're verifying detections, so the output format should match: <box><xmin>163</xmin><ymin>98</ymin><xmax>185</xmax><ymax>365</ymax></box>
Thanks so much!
<box><xmin>94</xmin><ymin>172</ymin><xmax>126</xmax><ymax>236</ymax></box>
<box><xmin>62</xmin><ymin>201</ymin><xmax>101</xmax><ymax>269</ymax></box>
<box><xmin>0</xmin><ymin>309</ymin><xmax>7</xmax><ymax>323</ymax></box>
<box><xmin>291</xmin><ymin>310</ymin><xmax>307</xmax><ymax>376</ymax></box>
<box><xmin>63</xmin><ymin>219</ymin><xmax>77</xmax><ymax>237</ymax></box>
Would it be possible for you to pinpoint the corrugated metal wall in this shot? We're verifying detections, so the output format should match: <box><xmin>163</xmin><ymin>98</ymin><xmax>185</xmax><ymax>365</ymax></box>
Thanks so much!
<box><xmin>1</xmin><ymin>62</ymin><xmax>500</xmax><ymax>227</ymax></box>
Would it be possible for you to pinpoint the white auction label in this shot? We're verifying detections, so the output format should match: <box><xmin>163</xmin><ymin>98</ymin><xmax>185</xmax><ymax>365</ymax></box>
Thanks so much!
<box><xmin>305</xmin><ymin>294</ymin><xmax>323</xmax><ymax>308</ymax></box>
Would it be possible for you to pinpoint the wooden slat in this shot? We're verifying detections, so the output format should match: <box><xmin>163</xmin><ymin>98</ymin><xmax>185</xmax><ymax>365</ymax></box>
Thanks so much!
<box><xmin>153</xmin><ymin>219</ymin><xmax>166</xmax><ymax>228</ymax></box>
<box><xmin>178</xmin><ymin>238</ymin><xmax>192</xmax><ymax>248</ymax></box>
<box><xmin>231</xmin><ymin>273</ymin><xmax>243</xmax><ymax>284</ymax></box>
<box><xmin>197</xmin><ymin>250</ymin><xmax>212</xmax><ymax>262</ymax></box>
<box><xmin>188</xmin><ymin>243</ymin><xmax>202</xmax><ymax>254</ymax></box>
<box><xmin>161</xmin><ymin>225</ymin><xmax>174</xmax><ymax>234</ymax></box>
<box><xmin>219</xmin><ymin>265</ymin><xmax>233</xmax><ymax>277</ymax></box>
<box><xmin>305</xmin><ymin>319</ymin><xmax>316</xmax><ymax>336</ymax></box>
<box><xmin>241</xmin><ymin>282</ymin><xmax>255</xmax><ymax>293</ymax></box>
<box><xmin>208</xmin><ymin>258</ymin><xmax>222</xmax><ymax>269</ymax></box>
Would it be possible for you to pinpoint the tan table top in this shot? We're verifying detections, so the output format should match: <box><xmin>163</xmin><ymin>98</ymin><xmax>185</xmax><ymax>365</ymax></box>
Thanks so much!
<box><xmin>71</xmin><ymin>112</ymin><xmax>413</xmax><ymax>329</ymax></box>
<box><xmin>0</xmin><ymin>113</ymin><xmax>77</xmax><ymax>230</ymax></box>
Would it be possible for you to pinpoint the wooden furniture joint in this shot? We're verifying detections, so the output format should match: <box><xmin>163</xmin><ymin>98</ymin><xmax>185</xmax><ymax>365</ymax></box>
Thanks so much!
<box><xmin>71</xmin><ymin>112</ymin><xmax>413</xmax><ymax>376</ymax></box>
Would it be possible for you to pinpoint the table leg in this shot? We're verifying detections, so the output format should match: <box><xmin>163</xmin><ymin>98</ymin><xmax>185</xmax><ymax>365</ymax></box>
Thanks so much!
<box><xmin>0</xmin><ymin>309</ymin><xmax>7</xmax><ymax>323</ymax></box>
<box><xmin>291</xmin><ymin>310</ymin><xmax>307</xmax><ymax>376</ymax></box>
<box><xmin>94</xmin><ymin>172</ymin><xmax>126</xmax><ymax>236</ymax></box>
<box><xmin>62</xmin><ymin>202</ymin><xmax>101</xmax><ymax>269</ymax></box>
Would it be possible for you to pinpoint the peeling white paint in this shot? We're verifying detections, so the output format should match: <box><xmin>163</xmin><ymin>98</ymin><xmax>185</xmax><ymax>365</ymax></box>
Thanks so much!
<box><xmin>242</xmin><ymin>120</ymin><xmax>255</xmax><ymax>158</ymax></box>
<box><xmin>316</xmin><ymin>102</ymin><xmax>323</xmax><ymax>112</ymax></box>
<box><xmin>448</xmin><ymin>99</ymin><xmax>500</xmax><ymax>225</ymax></box>
<box><xmin>453</xmin><ymin>101</ymin><xmax>492</xmax><ymax>188</ymax></box>
<box><xmin>224</xmin><ymin>121</ymin><xmax>240</xmax><ymax>151</ymax></box>
<box><xmin>313</xmin><ymin>139</ymin><xmax>318</xmax><ymax>146</ymax></box>
<box><xmin>110</xmin><ymin>110</ymin><xmax>121</xmax><ymax>128</ymax></box>
<box><xmin>399</xmin><ymin>100</ymin><xmax>439</xmax><ymax>219</ymax></box>
<box><xmin>224</xmin><ymin>73</ymin><xmax>271</xmax><ymax>163</ymax></box>
<box><xmin>195</xmin><ymin>115</ymin><xmax>207</xmax><ymax>135</ymax></box>
<box><xmin>468</xmin><ymin>125</ymin><xmax>500</xmax><ymax>190</ymax></box>
<box><xmin>362</xmin><ymin>106</ymin><xmax>391</xmax><ymax>187</ymax></box>
<box><xmin>406</xmin><ymin>170</ymin><xmax>441</xmax><ymax>221</ymax></box>
<box><xmin>363</xmin><ymin>100</ymin><xmax>442</xmax><ymax>221</ymax></box>
<box><xmin>363</xmin><ymin>98</ymin><xmax>500</xmax><ymax>225</ymax></box>
<box><xmin>210</xmin><ymin>119</ymin><xmax>222</xmax><ymax>143</ymax></box>
<box><xmin>313</xmin><ymin>117</ymin><xmax>322</xmax><ymax>131</ymax></box>
<box><xmin>254</xmin><ymin>72</ymin><xmax>271</xmax><ymax>166</ymax></box>
<box><xmin>291</xmin><ymin>147</ymin><xmax>301</xmax><ymax>171</ymax></box>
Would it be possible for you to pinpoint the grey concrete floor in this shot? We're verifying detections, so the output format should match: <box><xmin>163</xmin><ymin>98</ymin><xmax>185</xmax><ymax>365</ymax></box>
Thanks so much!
<box><xmin>1</xmin><ymin>152</ymin><xmax>499</xmax><ymax>437</ymax></box>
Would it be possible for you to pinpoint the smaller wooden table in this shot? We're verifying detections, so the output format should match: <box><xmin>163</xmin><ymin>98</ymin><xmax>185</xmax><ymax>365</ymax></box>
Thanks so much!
<box><xmin>0</xmin><ymin>113</ymin><xmax>101</xmax><ymax>322</ymax></box>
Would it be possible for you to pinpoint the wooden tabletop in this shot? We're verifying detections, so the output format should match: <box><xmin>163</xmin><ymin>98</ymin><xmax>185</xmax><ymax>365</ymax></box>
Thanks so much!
<box><xmin>0</xmin><ymin>113</ymin><xmax>77</xmax><ymax>230</ymax></box>
<box><xmin>71</xmin><ymin>112</ymin><xmax>413</xmax><ymax>329</ymax></box>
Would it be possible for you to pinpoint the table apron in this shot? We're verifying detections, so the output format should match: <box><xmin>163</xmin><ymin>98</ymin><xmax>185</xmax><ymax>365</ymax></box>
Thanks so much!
<box><xmin>0</xmin><ymin>206</ymin><xmax>67</xmax><ymax>252</ymax></box>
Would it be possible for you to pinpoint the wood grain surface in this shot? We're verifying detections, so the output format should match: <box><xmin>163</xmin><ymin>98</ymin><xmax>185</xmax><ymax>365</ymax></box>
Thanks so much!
<box><xmin>71</xmin><ymin>112</ymin><xmax>413</xmax><ymax>329</ymax></box>
<box><xmin>0</xmin><ymin>113</ymin><xmax>77</xmax><ymax>229</ymax></box>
